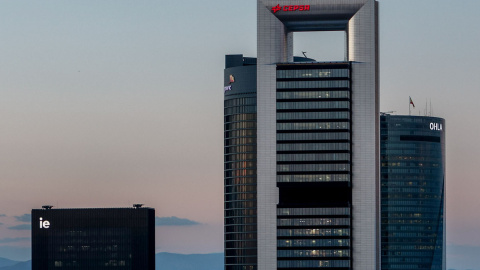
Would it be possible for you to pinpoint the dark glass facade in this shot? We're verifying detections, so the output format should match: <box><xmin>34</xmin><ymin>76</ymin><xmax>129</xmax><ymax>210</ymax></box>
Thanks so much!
<box><xmin>276</xmin><ymin>63</ymin><xmax>352</xmax><ymax>270</ymax></box>
<box><xmin>380</xmin><ymin>115</ymin><xmax>445</xmax><ymax>270</ymax></box>
<box><xmin>32</xmin><ymin>207</ymin><xmax>155</xmax><ymax>270</ymax></box>
<box><xmin>224</xmin><ymin>55</ymin><xmax>258</xmax><ymax>270</ymax></box>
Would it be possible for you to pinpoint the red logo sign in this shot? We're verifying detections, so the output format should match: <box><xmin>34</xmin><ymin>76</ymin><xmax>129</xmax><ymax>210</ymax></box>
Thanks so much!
<box><xmin>272</xmin><ymin>4</ymin><xmax>310</xmax><ymax>13</ymax></box>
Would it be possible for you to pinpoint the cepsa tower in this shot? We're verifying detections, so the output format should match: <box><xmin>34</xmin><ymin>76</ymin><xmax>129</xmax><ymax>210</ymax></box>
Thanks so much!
<box><xmin>224</xmin><ymin>1</ymin><xmax>379</xmax><ymax>269</ymax></box>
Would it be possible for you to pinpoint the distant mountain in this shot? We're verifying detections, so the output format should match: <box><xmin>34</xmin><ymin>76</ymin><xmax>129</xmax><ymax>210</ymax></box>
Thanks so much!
<box><xmin>0</xmin><ymin>253</ymin><xmax>223</xmax><ymax>270</ymax></box>
<box><xmin>156</xmin><ymin>252</ymin><xmax>223</xmax><ymax>270</ymax></box>
<box><xmin>0</xmin><ymin>260</ymin><xmax>30</xmax><ymax>270</ymax></box>
<box><xmin>0</xmin><ymin>258</ymin><xmax>19</xmax><ymax>268</ymax></box>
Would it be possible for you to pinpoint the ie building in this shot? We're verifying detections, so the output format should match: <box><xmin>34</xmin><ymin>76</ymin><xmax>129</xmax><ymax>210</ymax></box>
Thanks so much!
<box><xmin>32</xmin><ymin>205</ymin><xmax>155</xmax><ymax>270</ymax></box>
<box><xmin>224</xmin><ymin>0</ymin><xmax>379</xmax><ymax>269</ymax></box>
<box><xmin>380</xmin><ymin>114</ymin><xmax>445</xmax><ymax>270</ymax></box>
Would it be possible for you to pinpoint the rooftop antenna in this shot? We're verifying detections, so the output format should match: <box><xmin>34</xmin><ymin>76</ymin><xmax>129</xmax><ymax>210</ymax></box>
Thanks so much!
<box><xmin>430</xmin><ymin>99</ymin><xmax>433</xmax><ymax>116</ymax></box>
<box><xmin>42</xmin><ymin>205</ymin><xmax>54</xmax><ymax>210</ymax></box>
<box><xmin>302</xmin><ymin>51</ymin><xmax>307</xmax><ymax>58</ymax></box>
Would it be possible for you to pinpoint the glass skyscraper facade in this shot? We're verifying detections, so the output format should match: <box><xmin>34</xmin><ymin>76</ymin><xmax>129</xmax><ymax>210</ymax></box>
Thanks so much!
<box><xmin>380</xmin><ymin>114</ymin><xmax>445</xmax><ymax>270</ymax></box>
<box><xmin>224</xmin><ymin>55</ymin><xmax>258</xmax><ymax>270</ymax></box>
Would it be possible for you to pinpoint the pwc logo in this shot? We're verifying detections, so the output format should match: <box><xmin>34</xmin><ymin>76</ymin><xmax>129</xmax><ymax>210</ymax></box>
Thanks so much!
<box><xmin>272</xmin><ymin>4</ymin><xmax>310</xmax><ymax>14</ymax></box>
<box><xmin>39</xmin><ymin>217</ymin><xmax>50</xmax><ymax>229</ymax></box>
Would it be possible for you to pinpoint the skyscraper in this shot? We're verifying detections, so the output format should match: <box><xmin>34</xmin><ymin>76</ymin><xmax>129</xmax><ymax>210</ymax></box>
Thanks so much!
<box><xmin>32</xmin><ymin>206</ymin><xmax>155</xmax><ymax>270</ymax></box>
<box><xmin>380</xmin><ymin>114</ymin><xmax>445</xmax><ymax>270</ymax></box>
<box><xmin>225</xmin><ymin>1</ymin><xmax>379</xmax><ymax>269</ymax></box>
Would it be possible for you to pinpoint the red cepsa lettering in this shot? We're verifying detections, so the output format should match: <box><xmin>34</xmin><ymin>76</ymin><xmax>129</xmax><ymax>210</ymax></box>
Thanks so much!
<box><xmin>283</xmin><ymin>5</ymin><xmax>310</xmax><ymax>11</ymax></box>
<box><xmin>272</xmin><ymin>4</ymin><xmax>310</xmax><ymax>13</ymax></box>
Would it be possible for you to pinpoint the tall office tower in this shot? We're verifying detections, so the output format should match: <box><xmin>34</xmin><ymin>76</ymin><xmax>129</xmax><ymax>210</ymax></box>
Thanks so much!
<box><xmin>380</xmin><ymin>114</ymin><xmax>445</xmax><ymax>270</ymax></box>
<box><xmin>225</xmin><ymin>1</ymin><xmax>379</xmax><ymax>269</ymax></box>
<box><xmin>32</xmin><ymin>206</ymin><xmax>155</xmax><ymax>270</ymax></box>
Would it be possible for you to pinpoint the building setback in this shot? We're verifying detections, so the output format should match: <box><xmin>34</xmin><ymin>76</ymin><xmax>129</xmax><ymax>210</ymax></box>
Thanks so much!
<box><xmin>380</xmin><ymin>114</ymin><xmax>445</xmax><ymax>270</ymax></box>
<box><xmin>224</xmin><ymin>1</ymin><xmax>379</xmax><ymax>269</ymax></box>
<box><xmin>32</xmin><ymin>206</ymin><xmax>155</xmax><ymax>270</ymax></box>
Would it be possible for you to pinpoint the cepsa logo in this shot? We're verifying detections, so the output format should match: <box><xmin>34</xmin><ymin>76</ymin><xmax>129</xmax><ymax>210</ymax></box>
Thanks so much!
<box><xmin>272</xmin><ymin>4</ymin><xmax>310</xmax><ymax>14</ymax></box>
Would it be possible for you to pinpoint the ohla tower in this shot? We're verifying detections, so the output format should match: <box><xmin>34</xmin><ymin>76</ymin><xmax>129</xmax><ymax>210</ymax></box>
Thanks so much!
<box><xmin>224</xmin><ymin>1</ymin><xmax>379</xmax><ymax>269</ymax></box>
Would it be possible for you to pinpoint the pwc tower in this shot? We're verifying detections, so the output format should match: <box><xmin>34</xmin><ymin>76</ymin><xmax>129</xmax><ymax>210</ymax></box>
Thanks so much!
<box><xmin>224</xmin><ymin>1</ymin><xmax>379</xmax><ymax>269</ymax></box>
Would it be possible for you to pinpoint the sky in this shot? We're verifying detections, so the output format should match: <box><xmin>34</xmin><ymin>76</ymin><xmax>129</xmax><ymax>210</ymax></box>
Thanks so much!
<box><xmin>1</xmin><ymin>0</ymin><xmax>480</xmax><ymax>268</ymax></box>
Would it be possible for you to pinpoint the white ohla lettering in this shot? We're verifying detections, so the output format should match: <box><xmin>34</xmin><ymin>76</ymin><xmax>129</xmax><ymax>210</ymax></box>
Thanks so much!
<box><xmin>430</xmin><ymin>123</ymin><xmax>443</xmax><ymax>131</ymax></box>
<box><xmin>39</xmin><ymin>217</ymin><xmax>50</xmax><ymax>229</ymax></box>
<box><xmin>224</xmin><ymin>85</ymin><xmax>232</xmax><ymax>92</ymax></box>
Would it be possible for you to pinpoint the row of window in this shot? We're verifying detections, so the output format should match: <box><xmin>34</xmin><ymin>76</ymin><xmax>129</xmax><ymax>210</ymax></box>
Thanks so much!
<box><xmin>225</xmin><ymin>193</ymin><xmax>256</xmax><ymax>201</ymax></box>
<box><xmin>224</xmin><ymin>97</ymin><xmax>256</xmax><ymax>108</ymax></box>
<box><xmin>277</xmin><ymin>111</ymin><xmax>350</xmax><ymax>120</ymax></box>
<box><xmin>382</xmin><ymin>251</ymin><xmax>436</xmax><ymax>257</ymax></box>
<box><xmin>225</xmin><ymin>264</ymin><xmax>257</xmax><ymax>270</ymax></box>
<box><xmin>382</xmin><ymin>155</ymin><xmax>442</xmax><ymax>162</ymax></box>
<box><xmin>225</xmin><ymin>122</ymin><xmax>257</xmax><ymax>131</ymax></box>
<box><xmin>277</xmin><ymin>153</ymin><xmax>350</xmax><ymax>162</ymax></box>
<box><xmin>225</xmin><ymin>137</ymin><xmax>256</xmax><ymax>146</ymax></box>
<box><xmin>382</xmin><ymin>245</ymin><xmax>440</xmax><ymax>251</ymax></box>
<box><xmin>383</xmin><ymin>225</ymin><xmax>439</xmax><ymax>232</ymax></box>
<box><xmin>225</xmin><ymin>113</ymin><xmax>256</xmax><ymax>123</ymax></box>
<box><xmin>225</xmin><ymin>177</ymin><xmax>256</xmax><ymax>185</ymax></box>
<box><xmin>277</xmin><ymin>174</ymin><xmax>350</xmax><ymax>183</ymax></box>
<box><xmin>225</xmin><ymin>233</ymin><xmax>257</xmax><ymax>241</ymax></box>
<box><xmin>226</xmin><ymin>241</ymin><xmax>257</xmax><ymax>249</ymax></box>
<box><xmin>278</xmin><ymin>239</ymin><xmax>350</xmax><ymax>247</ymax></box>
<box><xmin>277</xmin><ymin>164</ymin><xmax>350</xmax><ymax>172</ymax></box>
<box><xmin>381</xmin><ymin>149</ymin><xmax>442</xmax><ymax>155</ymax></box>
<box><xmin>225</xmin><ymin>170</ymin><xmax>257</xmax><ymax>177</ymax></box>
<box><xmin>225</xmin><ymin>201</ymin><xmax>256</xmax><ymax>210</ymax></box>
<box><xmin>277</xmin><ymin>143</ymin><xmax>350</xmax><ymax>152</ymax></box>
<box><xmin>225</xmin><ymin>106</ymin><xmax>256</xmax><ymax>115</ymax></box>
<box><xmin>225</xmin><ymin>217</ymin><xmax>256</xmax><ymax>225</ymax></box>
<box><xmin>382</xmin><ymin>212</ymin><xmax>439</xmax><ymax>219</ymax></box>
<box><xmin>381</xmin><ymin>130</ymin><xmax>443</xmax><ymax>136</ymax></box>
<box><xmin>277</xmin><ymin>69</ymin><xmax>349</xmax><ymax>79</ymax></box>
<box><xmin>225</xmin><ymin>129</ymin><xmax>256</xmax><ymax>138</ymax></box>
<box><xmin>278</xmin><ymin>260</ymin><xmax>350</xmax><ymax>268</ymax></box>
<box><xmin>225</xmin><ymin>153</ymin><xmax>256</xmax><ymax>162</ymax></box>
<box><xmin>277</xmin><ymin>228</ymin><xmax>350</xmax><ymax>237</ymax></box>
<box><xmin>277</xmin><ymin>208</ymin><xmax>350</xmax><ymax>216</ymax></box>
<box><xmin>278</xmin><ymin>249</ymin><xmax>350</xmax><ymax>258</ymax></box>
<box><xmin>277</xmin><ymin>122</ymin><xmax>349</xmax><ymax>130</ymax></box>
<box><xmin>225</xmin><ymin>145</ymin><xmax>256</xmax><ymax>154</ymax></box>
<box><xmin>383</xmin><ymin>169</ymin><xmax>441</xmax><ymax>174</ymax></box>
<box><xmin>277</xmin><ymin>91</ymin><xmax>350</xmax><ymax>100</ymax></box>
<box><xmin>381</xmin><ymin>187</ymin><xmax>442</xmax><ymax>193</ymax></box>
<box><xmin>381</xmin><ymin>207</ymin><xmax>442</xmax><ymax>212</ymax></box>
<box><xmin>381</xmin><ymin>263</ymin><xmax>439</xmax><ymax>269</ymax></box>
<box><xmin>225</xmin><ymin>209</ymin><xmax>256</xmax><ymax>217</ymax></box>
<box><xmin>225</xmin><ymin>161</ymin><xmax>256</xmax><ymax>170</ymax></box>
<box><xmin>277</xmin><ymin>132</ymin><xmax>350</xmax><ymax>141</ymax></box>
<box><xmin>225</xmin><ymin>257</ymin><xmax>257</xmax><ymax>266</ymax></box>
<box><xmin>277</xmin><ymin>218</ymin><xmax>350</xmax><ymax>226</ymax></box>
<box><xmin>381</xmin><ymin>232</ymin><xmax>438</xmax><ymax>238</ymax></box>
<box><xmin>381</xmin><ymin>200</ymin><xmax>442</xmax><ymax>206</ymax></box>
<box><xmin>225</xmin><ymin>248</ymin><xmax>257</xmax><ymax>256</ymax></box>
<box><xmin>277</xmin><ymin>80</ymin><xmax>350</xmax><ymax>89</ymax></box>
<box><xmin>225</xmin><ymin>185</ymin><xmax>257</xmax><ymax>194</ymax></box>
<box><xmin>225</xmin><ymin>225</ymin><xmax>257</xmax><ymax>233</ymax></box>
<box><xmin>277</xmin><ymin>101</ymin><xmax>350</xmax><ymax>110</ymax></box>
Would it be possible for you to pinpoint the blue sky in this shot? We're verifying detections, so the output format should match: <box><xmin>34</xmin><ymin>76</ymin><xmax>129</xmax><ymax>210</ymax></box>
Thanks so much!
<box><xmin>1</xmin><ymin>1</ymin><xmax>480</xmax><ymax>268</ymax></box>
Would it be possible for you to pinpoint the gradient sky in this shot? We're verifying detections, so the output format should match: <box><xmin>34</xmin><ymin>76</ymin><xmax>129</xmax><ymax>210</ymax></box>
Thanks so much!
<box><xmin>1</xmin><ymin>1</ymin><xmax>479</xmax><ymax>268</ymax></box>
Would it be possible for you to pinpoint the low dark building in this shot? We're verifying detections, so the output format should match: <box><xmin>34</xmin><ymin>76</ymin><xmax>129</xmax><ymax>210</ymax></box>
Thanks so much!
<box><xmin>32</xmin><ymin>206</ymin><xmax>155</xmax><ymax>270</ymax></box>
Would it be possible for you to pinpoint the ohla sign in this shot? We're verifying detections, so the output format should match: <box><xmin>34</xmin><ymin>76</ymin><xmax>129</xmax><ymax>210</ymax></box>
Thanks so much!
<box><xmin>272</xmin><ymin>4</ymin><xmax>310</xmax><ymax>13</ymax></box>
<box><xmin>430</xmin><ymin>123</ymin><xmax>443</xmax><ymax>131</ymax></box>
<box><xmin>39</xmin><ymin>217</ymin><xmax>50</xmax><ymax>229</ymax></box>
